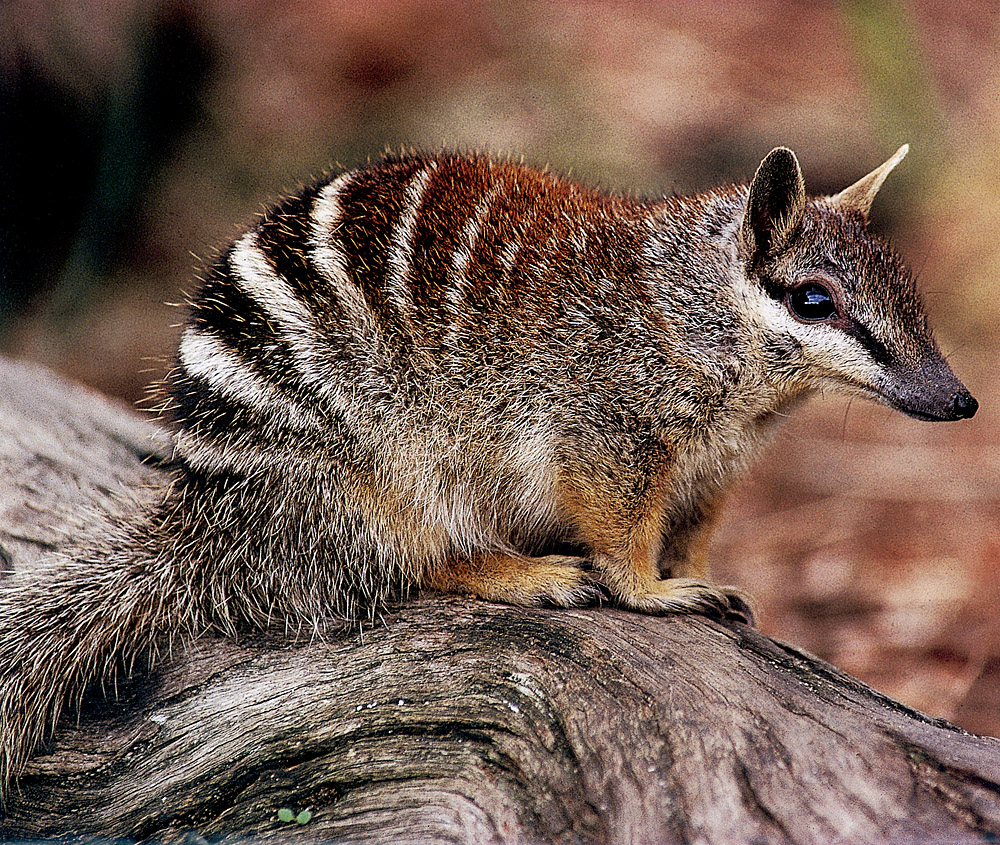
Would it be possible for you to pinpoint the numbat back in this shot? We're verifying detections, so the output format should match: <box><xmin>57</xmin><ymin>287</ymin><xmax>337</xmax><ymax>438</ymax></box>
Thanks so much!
<box><xmin>0</xmin><ymin>145</ymin><xmax>977</xmax><ymax>798</ymax></box>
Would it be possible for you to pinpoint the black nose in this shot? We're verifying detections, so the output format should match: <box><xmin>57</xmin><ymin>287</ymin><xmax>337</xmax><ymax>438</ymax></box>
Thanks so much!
<box><xmin>947</xmin><ymin>390</ymin><xmax>978</xmax><ymax>420</ymax></box>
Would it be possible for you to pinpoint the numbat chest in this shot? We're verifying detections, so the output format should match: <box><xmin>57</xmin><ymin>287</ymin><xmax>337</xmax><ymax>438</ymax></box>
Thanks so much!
<box><xmin>0</xmin><ymin>145</ymin><xmax>978</xmax><ymax>801</ymax></box>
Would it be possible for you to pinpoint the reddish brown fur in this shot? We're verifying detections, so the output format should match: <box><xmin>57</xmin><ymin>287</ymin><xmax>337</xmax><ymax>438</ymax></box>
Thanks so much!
<box><xmin>0</xmin><ymin>146</ymin><xmax>976</xmax><ymax>801</ymax></box>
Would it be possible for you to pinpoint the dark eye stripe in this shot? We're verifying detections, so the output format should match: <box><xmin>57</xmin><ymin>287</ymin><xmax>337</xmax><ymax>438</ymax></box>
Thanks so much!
<box><xmin>845</xmin><ymin>322</ymin><xmax>894</xmax><ymax>367</ymax></box>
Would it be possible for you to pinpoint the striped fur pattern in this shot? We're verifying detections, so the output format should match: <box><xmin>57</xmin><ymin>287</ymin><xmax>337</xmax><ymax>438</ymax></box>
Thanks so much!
<box><xmin>0</xmin><ymin>147</ymin><xmax>976</xmax><ymax>800</ymax></box>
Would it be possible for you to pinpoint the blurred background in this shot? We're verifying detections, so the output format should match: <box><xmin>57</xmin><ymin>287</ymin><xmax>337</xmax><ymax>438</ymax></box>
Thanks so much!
<box><xmin>1</xmin><ymin>0</ymin><xmax>997</xmax><ymax>735</ymax></box>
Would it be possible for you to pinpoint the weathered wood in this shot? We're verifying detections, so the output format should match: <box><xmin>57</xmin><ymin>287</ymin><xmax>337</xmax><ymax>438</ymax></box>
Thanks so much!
<box><xmin>1</xmin><ymin>357</ymin><xmax>998</xmax><ymax>844</ymax></box>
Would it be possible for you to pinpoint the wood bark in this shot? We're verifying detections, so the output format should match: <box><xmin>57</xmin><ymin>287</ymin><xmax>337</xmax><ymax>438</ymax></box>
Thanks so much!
<box><xmin>1</xmin><ymin>357</ymin><xmax>998</xmax><ymax>844</ymax></box>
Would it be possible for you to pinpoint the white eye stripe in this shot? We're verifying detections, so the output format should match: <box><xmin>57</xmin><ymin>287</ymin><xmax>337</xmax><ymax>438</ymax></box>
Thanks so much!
<box><xmin>741</xmin><ymin>276</ymin><xmax>887</xmax><ymax>377</ymax></box>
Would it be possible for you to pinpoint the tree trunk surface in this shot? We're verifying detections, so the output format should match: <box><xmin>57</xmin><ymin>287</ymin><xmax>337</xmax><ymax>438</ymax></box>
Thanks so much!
<box><xmin>1</xmin><ymin>357</ymin><xmax>998</xmax><ymax>844</ymax></box>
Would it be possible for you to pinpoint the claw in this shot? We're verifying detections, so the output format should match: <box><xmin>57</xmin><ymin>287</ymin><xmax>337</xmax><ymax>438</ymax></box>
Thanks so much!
<box><xmin>719</xmin><ymin>586</ymin><xmax>756</xmax><ymax>627</ymax></box>
<box><xmin>607</xmin><ymin>576</ymin><xmax>754</xmax><ymax>624</ymax></box>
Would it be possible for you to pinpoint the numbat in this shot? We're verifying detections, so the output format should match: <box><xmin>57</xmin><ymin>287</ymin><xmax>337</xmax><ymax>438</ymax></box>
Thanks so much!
<box><xmin>0</xmin><ymin>145</ymin><xmax>978</xmax><ymax>798</ymax></box>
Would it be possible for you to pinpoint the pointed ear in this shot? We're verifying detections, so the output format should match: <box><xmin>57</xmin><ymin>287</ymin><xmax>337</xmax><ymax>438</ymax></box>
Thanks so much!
<box><xmin>828</xmin><ymin>144</ymin><xmax>908</xmax><ymax>221</ymax></box>
<box><xmin>740</xmin><ymin>147</ymin><xmax>806</xmax><ymax>263</ymax></box>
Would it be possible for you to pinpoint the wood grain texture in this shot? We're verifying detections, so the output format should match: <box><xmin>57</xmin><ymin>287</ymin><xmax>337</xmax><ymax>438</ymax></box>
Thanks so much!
<box><xmin>1</xmin><ymin>357</ymin><xmax>998</xmax><ymax>844</ymax></box>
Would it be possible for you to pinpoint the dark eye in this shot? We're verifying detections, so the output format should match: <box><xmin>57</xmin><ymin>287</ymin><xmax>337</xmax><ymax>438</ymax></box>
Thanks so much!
<box><xmin>788</xmin><ymin>283</ymin><xmax>838</xmax><ymax>322</ymax></box>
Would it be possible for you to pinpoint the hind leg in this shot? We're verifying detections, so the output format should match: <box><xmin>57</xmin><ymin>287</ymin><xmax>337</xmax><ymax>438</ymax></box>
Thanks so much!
<box><xmin>422</xmin><ymin>551</ymin><xmax>600</xmax><ymax>608</ymax></box>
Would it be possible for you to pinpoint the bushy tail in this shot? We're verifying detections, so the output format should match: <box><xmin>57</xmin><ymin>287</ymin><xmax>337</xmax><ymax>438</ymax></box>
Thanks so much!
<box><xmin>0</xmin><ymin>464</ymin><xmax>396</xmax><ymax>803</ymax></box>
<box><xmin>0</xmin><ymin>508</ymin><xmax>207</xmax><ymax>803</ymax></box>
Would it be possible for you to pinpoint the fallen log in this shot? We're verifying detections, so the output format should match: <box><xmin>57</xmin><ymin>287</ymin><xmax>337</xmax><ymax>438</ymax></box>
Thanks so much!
<box><xmin>1</xmin><ymin>357</ymin><xmax>998</xmax><ymax>844</ymax></box>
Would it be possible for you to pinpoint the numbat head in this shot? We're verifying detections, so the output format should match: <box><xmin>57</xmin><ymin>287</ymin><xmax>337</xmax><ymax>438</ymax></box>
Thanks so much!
<box><xmin>0</xmin><ymin>145</ymin><xmax>977</xmax><ymax>801</ymax></box>
<box><xmin>735</xmin><ymin>145</ymin><xmax>975</xmax><ymax>422</ymax></box>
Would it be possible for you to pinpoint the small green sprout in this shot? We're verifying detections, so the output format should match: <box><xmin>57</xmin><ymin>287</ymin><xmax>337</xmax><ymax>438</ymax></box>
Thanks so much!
<box><xmin>277</xmin><ymin>807</ymin><xmax>312</xmax><ymax>825</ymax></box>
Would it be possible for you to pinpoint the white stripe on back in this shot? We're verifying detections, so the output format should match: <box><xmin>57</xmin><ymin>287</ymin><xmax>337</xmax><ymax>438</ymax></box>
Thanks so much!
<box><xmin>178</xmin><ymin>326</ymin><xmax>316</xmax><ymax>430</ymax></box>
<box><xmin>229</xmin><ymin>231</ymin><xmax>346</xmax><ymax>407</ymax></box>
<box><xmin>310</xmin><ymin>172</ymin><xmax>380</xmax><ymax>350</ymax></box>
<box><xmin>448</xmin><ymin>188</ymin><xmax>497</xmax><ymax>316</ymax></box>
<box><xmin>386</xmin><ymin>164</ymin><xmax>436</xmax><ymax>322</ymax></box>
<box><xmin>231</xmin><ymin>232</ymin><xmax>316</xmax><ymax>341</ymax></box>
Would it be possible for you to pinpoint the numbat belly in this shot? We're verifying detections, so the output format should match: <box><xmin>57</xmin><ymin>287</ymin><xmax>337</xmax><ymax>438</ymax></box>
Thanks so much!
<box><xmin>0</xmin><ymin>145</ymin><xmax>977</xmax><ymax>800</ymax></box>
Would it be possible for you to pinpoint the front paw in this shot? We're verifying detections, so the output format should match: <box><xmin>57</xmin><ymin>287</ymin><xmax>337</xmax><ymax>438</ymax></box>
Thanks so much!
<box><xmin>523</xmin><ymin>555</ymin><xmax>604</xmax><ymax>608</ymax></box>
<box><xmin>611</xmin><ymin>576</ymin><xmax>754</xmax><ymax>625</ymax></box>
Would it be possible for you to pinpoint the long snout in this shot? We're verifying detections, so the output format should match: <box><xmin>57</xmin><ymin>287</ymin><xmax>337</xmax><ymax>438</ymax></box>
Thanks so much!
<box><xmin>894</xmin><ymin>387</ymin><xmax>978</xmax><ymax>421</ymax></box>
<box><xmin>881</xmin><ymin>352</ymin><xmax>978</xmax><ymax>422</ymax></box>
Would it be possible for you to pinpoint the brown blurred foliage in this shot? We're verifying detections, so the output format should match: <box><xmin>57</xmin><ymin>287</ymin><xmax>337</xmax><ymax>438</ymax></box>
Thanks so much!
<box><xmin>1</xmin><ymin>0</ymin><xmax>998</xmax><ymax>735</ymax></box>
